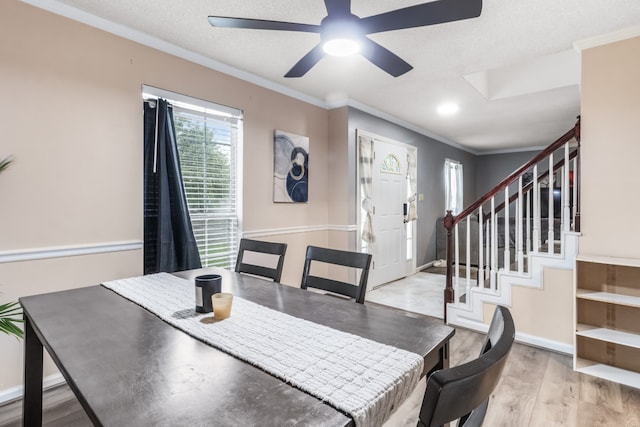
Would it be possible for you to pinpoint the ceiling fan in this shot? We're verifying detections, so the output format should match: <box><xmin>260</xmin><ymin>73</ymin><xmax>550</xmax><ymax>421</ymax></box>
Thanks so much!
<box><xmin>208</xmin><ymin>0</ymin><xmax>482</xmax><ymax>78</ymax></box>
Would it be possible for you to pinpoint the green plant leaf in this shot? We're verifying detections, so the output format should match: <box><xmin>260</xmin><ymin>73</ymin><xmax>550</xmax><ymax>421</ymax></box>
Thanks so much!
<box><xmin>0</xmin><ymin>156</ymin><xmax>13</xmax><ymax>174</ymax></box>
<box><xmin>0</xmin><ymin>301</ymin><xmax>24</xmax><ymax>339</ymax></box>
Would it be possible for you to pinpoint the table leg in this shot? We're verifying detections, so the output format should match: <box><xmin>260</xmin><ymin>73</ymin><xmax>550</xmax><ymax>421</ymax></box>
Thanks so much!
<box><xmin>441</xmin><ymin>342</ymin><xmax>450</xmax><ymax>370</ymax></box>
<box><xmin>23</xmin><ymin>314</ymin><xmax>43</xmax><ymax>427</ymax></box>
<box><xmin>425</xmin><ymin>342</ymin><xmax>450</xmax><ymax>378</ymax></box>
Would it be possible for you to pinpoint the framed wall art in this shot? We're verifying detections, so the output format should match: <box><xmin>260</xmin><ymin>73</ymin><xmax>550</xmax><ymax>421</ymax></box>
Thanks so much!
<box><xmin>273</xmin><ymin>129</ymin><xmax>309</xmax><ymax>203</ymax></box>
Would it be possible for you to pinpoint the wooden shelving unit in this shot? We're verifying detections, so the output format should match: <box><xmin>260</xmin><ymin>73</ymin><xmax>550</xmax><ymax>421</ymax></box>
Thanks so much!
<box><xmin>574</xmin><ymin>255</ymin><xmax>640</xmax><ymax>389</ymax></box>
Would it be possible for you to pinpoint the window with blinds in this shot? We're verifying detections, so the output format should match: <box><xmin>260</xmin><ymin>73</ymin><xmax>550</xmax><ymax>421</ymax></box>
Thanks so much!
<box><xmin>143</xmin><ymin>86</ymin><xmax>243</xmax><ymax>269</ymax></box>
<box><xmin>171</xmin><ymin>103</ymin><xmax>242</xmax><ymax>270</ymax></box>
<box><xmin>445</xmin><ymin>158</ymin><xmax>463</xmax><ymax>215</ymax></box>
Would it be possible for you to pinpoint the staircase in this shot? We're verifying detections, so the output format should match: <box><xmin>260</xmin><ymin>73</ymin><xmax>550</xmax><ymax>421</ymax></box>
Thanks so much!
<box><xmin>444</xmin><ymin>118</ymin><xmax>581</xmax><ymax>353</ymax></box>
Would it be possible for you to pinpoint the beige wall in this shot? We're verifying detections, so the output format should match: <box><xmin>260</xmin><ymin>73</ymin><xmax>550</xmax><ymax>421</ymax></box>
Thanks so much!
<box><xmin>483</xmin><ymin>267</ymin><xmax>574</xmax><ymax>346</ymax></box>
<box><xmin>327</xmin><ymin>107</ymin><xmax>353</xmax><ymax>252</ymax></box>
<box><xmin>0</xmin><ymin>0</ymin><xmax>333</xmax><ymax>392</ymax></box>
<box><xmin>327</xmin><ymin>107</ymin><xmax>350</xmax><ymax>228</ymax></box>
<box><xmin>0</xmin><ymin>251</ymin><xmax>142</xmax><ymax>390</ymax></box>
<box><xmin>579</xmin><ymin>36</ymin><xmax>640</xmax><ymax>259</ymax></box>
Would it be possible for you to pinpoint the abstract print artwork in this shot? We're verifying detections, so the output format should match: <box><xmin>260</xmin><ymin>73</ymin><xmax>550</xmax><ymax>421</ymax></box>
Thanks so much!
<box><xmin>274</xmin><ymin>130</ymin><xmax>309</xmax><ymax>203</ymax></box>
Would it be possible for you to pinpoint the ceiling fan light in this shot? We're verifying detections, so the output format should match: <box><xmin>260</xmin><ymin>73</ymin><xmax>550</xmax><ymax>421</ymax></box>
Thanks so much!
<box><xmin>323</xmin><ymin>38</ymin><xmax>360</xmax><ymax>57</ymax></box>
<box><xmin>437</xmin><ymin>102</ymin><xmax>459</xmax><ymax>115</ymax></box>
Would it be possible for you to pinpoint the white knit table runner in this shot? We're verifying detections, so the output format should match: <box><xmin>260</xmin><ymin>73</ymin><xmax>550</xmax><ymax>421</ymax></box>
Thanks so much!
<box><xmin>102</xmin><ymin>273</ymin><xmax>424</xmax><ymax>427</ymax></box>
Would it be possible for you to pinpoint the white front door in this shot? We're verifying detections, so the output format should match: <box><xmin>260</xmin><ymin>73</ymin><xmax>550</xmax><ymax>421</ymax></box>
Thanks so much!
<box><xmin>369</xmin><ymin>140</ymin><xmax>408</xmax><ymax>287</ymax></box>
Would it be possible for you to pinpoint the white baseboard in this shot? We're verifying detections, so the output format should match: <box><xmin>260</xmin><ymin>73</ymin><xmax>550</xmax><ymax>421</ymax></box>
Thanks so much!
<box><xmin>0</xmin><ymin>373</ymin><xmax>66</xmax><ymax>406</ymax></box>
<box><xmin>450</xmin><ymin>317</ymin><xmax>574</xmax><ymax>355</ymax></box>
<box><xmin>516</xmin><ymin>331</ymin><xmax>574</xmax><ymax>355</ymax></box>
<box><xmin>416</xmin><ymin>260</ymin><xmax>436</xmax><ymax>272</ymax></box>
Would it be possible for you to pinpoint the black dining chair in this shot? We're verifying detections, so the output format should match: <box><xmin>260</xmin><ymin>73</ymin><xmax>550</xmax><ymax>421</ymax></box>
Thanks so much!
<box><xmin>235</xmin><ymin>238</ymin><xmax>288</xmax><ymax>283</ymax></box>
<box><xmin>418</xmin><ymin>305</ymin><xmax>515</xmax><ymax>427</ymax></box>
<box><xmin>300</xmin><ymin>245</ymin><xmax>372</xmax><ymax>304</ymax></box>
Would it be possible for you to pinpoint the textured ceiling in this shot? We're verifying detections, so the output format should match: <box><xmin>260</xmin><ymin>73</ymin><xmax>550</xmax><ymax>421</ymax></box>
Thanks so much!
<box><xmin>25</xmin><ymin>0</ymin><xmax>640</xmax><ymax>153</ymax></box>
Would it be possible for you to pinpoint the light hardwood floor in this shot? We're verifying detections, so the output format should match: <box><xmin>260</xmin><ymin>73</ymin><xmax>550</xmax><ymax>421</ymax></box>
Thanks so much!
<box><xmin>453</xmin><ymin>328</ymin><xmax>640</xmax><ymax>426</ymax></box>
<box><xmin>2</xmin><ymin>327</ymin><xmax>639</xmax><ymax>426</ymax></box>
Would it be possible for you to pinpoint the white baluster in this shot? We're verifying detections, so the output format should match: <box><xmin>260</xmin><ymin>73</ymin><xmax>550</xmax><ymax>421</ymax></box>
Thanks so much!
<box><xmin>564</xmin><ymin>143</ymin><xmax>571</xmax><ymax>233</ymax></box>
<box><xmin>478</xmin><ymin>206</ymin><xmax>484</xmax><ymax>288</ymax></box>
<box><xmin>533</xmin><ymin>164</ymin><xmax>540</xmax><ymax>252</ymax></box>
<box><xmin>548</xmin><ymin>153</ymin><xmax>554</xmax><ymax>253</ymax></box>
<box><xmin>490</xmin><ymin>197</ymin><xmax>497</xmax><ymax>291</ymax></box>
<box><xmin>526</xmin><ymin>185</ymin><xmax>531</xmax><ymax>255</ymax></box>
<box><xmin>517</xmin><ymin>176</ymin><xmax>524</xmax><ymax>274</ymax></box>
<box><xmin>486</xmin><ymin>210</ymin><xmax>491</xmax><ymax>286</ymax></box>
<box><xmin>504</xmin><ymin>186</ymin><xmax>510</xmax><ymax>272</ymax></box>
<box><xmin>572</xmin><ymin>156</ymin><xmax>578</xmax><ymax>230</ymax></box>
<box><xmin>466</xmin><ymin>215</ymin><xmax>471</xmax><ymax>299</ymax></box>
<box><xmin>454</xmin><ymin>223</ymin><xmax>459</xmax><ymax>302</ymax></box>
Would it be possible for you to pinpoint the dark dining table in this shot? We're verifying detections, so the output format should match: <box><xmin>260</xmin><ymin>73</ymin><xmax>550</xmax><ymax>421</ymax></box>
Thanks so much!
<box><xmin>20</xmin><ymin>267</ymin><xmax>455</xmax><ymax>426</ymax></box>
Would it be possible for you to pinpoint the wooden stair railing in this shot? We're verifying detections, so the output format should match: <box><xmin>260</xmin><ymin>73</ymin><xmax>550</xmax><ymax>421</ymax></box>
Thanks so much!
<box><xmin>487</xmin><ymin>148</ymin><xmax>579</xmax><ymax>223</ymax></box>
<box><xmin>443</xmin><ymin>117</ymin><xmax>581</xmax><ymax>322</ymax></box>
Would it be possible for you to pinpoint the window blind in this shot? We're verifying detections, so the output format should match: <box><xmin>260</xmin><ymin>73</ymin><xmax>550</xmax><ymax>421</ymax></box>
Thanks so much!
<box><xmin>172</xmin><ymin>104</ymin><xmax>242</xmax><ymax>270</ymax></box>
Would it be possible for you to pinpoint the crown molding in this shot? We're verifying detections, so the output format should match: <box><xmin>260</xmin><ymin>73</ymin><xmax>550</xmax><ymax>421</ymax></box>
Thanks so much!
<box><xmin>345</xmin><ymin>100</ymin><xmax>478</xmax><ymax>155</ymax></box>
<box><xmin>20</xmin><ymin>0</ymin><xmax>327</xmax><ymax>109</ymax></box>
<box><xmin>574</xmin><ymin>24</ymin><xmax>640</xmax><ymax>51</ymax></box>
<box><xmin>22</xmin><ymin>0</ymin><xmax>540</xmax><ymax>157</ymax></box>
<box><xmin>478</xmin><ymin>146</ymin><xmax>546</xmax><ymax>156</ymax></box>
<box><xmin>22</xmin><ymin>0</ymin><xmax>473</xmax><ymax>154</ymax></box>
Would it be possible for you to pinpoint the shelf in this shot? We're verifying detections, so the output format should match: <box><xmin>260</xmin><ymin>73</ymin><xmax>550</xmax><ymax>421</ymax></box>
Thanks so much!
<box><xmin>575</xmin><ymin>258</ymin><xmax>640</xmax><ymax>389</ymax></box>
<box><xmin>576</xmin><ymin>254</ymin><xmax>640</xmax><ymax>268</ymax></box>
<box><xmin>576</xmin><ymin>358</ymin><xmax>640</xmax><ymax>389</ymax></box>
<box><xmin>576</xmin><ymin>289</ymin><xmax>640</xmax><ymax>308</ymax></box>
<box><xmin>576</xmin><ymin>324</ymin><xmax>640</xmax><ymax>349</ymax></box>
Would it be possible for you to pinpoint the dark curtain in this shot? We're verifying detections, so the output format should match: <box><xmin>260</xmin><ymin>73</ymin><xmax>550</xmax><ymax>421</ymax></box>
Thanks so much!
<box><xmin>143</xmin><ymin>99</ymin><xmax>202</xmax><ymax>274</ymax></box>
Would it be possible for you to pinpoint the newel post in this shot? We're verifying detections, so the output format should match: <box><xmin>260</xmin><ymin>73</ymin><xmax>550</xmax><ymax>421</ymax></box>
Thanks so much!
<box><xmin>443</xmin><ymin>210</ymin><xmax>455</xmax><ymax>323</ymax></box>
<box><xmin>574</xmin><ymin>116</ymin><xmax>581</xmax><ymax>232</ymax></box>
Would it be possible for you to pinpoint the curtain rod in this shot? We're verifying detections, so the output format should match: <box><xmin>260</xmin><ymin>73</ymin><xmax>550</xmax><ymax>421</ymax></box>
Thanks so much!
<box><xmin>142</xmin><ymin>84</ymin><xmax>243</xmax><ymax>119</ymax></box>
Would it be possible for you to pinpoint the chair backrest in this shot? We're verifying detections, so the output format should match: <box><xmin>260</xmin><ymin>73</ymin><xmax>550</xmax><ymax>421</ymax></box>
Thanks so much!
<box><xmin>300</xmin><ymin>246</ymin><xmax>372</xmax><ymax>304</ymax></box>
<box><xmin>235</xmin><ymin>238</ymin><xmax>287</xmax><ymax>283</ymax></box>
<box><xmin>419</xmin><ymin>305</ymin><xmax>515</xmax><ymax>427</ymax></box>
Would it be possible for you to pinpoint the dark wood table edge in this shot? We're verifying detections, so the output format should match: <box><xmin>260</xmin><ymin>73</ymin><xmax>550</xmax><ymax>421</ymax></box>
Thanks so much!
<box><xmin>365</xmin><ymin>299</ymin><xmax>454</xmax><ymax>375</ymax></box>
<box><xmin>21</xmin><ymin>297</ymin><xmax>102</xmax><ymax>427</ymax></box>
<box><xmin>20</xmin><ymin>279</ymin><xmax>455</xmax><ymax>427</ymax></box>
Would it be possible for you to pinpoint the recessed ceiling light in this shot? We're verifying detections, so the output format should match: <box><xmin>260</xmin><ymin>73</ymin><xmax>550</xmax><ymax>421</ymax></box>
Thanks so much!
<box><xmin>323</xmin><ymin>38</ymin><xmax>360</xmax><ymax>57</ymax></box>
<box><xmin>437</xmin><ymin>102</ymin><xmax>459</xmax><ymax>115</ymax></box>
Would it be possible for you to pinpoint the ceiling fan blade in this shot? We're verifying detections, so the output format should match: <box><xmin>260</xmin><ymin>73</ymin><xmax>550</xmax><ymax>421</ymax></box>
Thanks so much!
<box><xmin>284</xmin><ymin>44</ymin><xmax>326</xmax><ymax>78</ymax></box>
<box><xmin>361</xmin><ymin>0</ymin><xmax>482</xmax><ymax>34</ymax></box>
<box><xmin>324</xmin><ymin>0</ymin><xmax>351</xmax><ymax>16</ymax></box>
<box><xmin>208</xmin><ymin>16</ymin><xmax>320</xmax><ymax>33</ymax></box>
<box><xmin>360</xmin><ymin>38</ymin><xmax>413</xmax><ymax>77</ymax></box>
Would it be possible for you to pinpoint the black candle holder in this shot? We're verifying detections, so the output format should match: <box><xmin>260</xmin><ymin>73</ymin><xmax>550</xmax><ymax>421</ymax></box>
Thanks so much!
<box><xmin>195</xmin><ymin>274</ymin><xmax>222</xmax><ymax>313</ymax></box>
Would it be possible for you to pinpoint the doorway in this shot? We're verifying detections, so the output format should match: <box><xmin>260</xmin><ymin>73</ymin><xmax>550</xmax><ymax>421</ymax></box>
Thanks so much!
<box><xmin>357</xmin><ymin>130</ymin><xmax>417</xmax><ymax>289</ymax></box>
